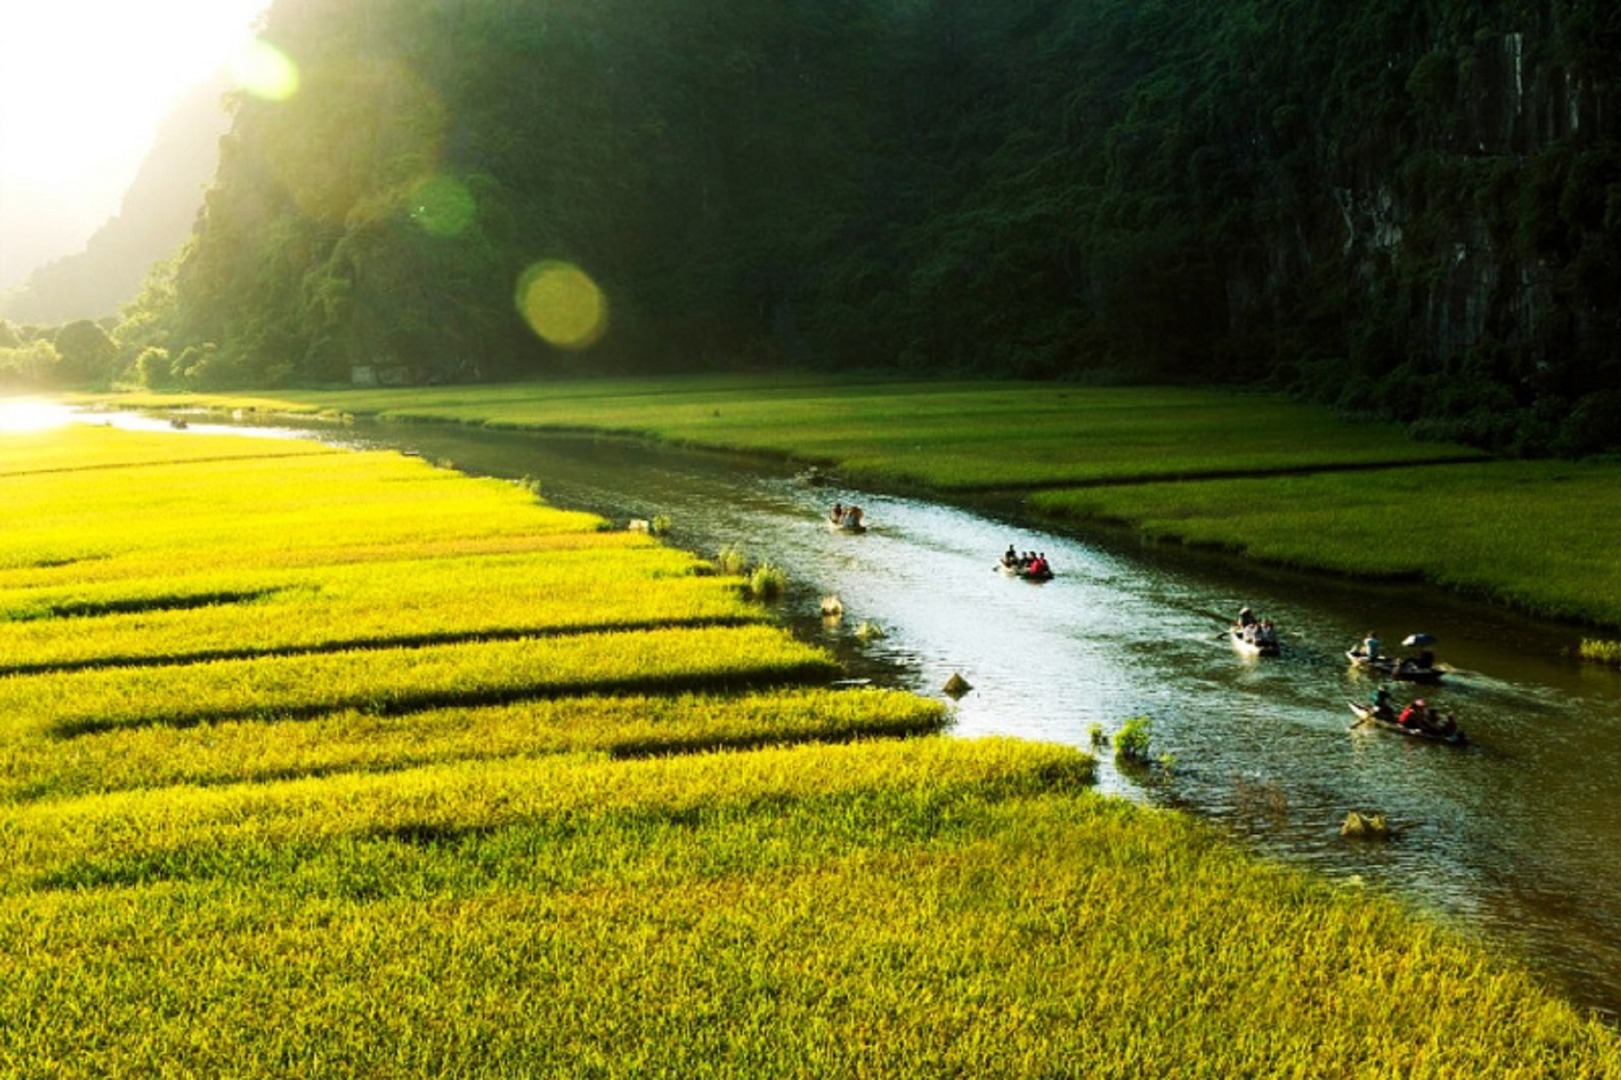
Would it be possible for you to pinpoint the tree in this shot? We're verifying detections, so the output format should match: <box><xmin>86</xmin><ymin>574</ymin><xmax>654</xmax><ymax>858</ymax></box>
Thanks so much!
<box><xmin>53</xmin><ymin>320</ymin><xmax>119</xmax><ymax>384</ymax></box>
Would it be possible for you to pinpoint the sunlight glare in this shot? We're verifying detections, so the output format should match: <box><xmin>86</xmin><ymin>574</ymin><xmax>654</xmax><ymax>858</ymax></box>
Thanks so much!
<box><xmin>515</xmin><ymin>262</ymin><xmax>609</xmax><ymax>351</ymax></box>
<box><xmin>0</xmin><ymin>400</ymin><xmax>75</xmax><ymax>434</ymax></box>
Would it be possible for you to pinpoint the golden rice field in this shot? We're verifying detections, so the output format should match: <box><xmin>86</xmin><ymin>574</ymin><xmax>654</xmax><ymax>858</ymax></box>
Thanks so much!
<box><xmin>3</xmin><ymin>421</ymin><xmax>1618</xmax><ymax>1075</ymax></box>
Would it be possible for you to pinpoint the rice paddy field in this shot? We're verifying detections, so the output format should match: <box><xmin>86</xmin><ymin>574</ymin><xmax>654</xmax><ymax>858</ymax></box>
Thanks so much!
<box><xmin>1029</xmin><ymin>461</ymin><xmax>1621</xmax><ymax>627</ymax></box>
<box><xmin>103</xmin><ymin>375</ymin><xmax>1621</xmax><ymax>630</ymax></box>
<box><xmin>104</xmin><ymin>376</ymin><xmax>1477</xmax><ymax>489</ymax></box>
<box><xmin>5</xmin><ymin>418</ymin><xmax>1620</xmax><ymax>1074</ymax></box>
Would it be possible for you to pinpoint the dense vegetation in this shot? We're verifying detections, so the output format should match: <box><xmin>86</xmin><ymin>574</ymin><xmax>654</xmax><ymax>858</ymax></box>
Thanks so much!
<box><xmin>12</xmin><ymin>0</ymin><xmax>1610</xmax><ymax>454</ymax></box>
<box><xmin>4</xmin><ymin>423</ymin><xmax>1619</xmax><ymax>1074</ymax></box>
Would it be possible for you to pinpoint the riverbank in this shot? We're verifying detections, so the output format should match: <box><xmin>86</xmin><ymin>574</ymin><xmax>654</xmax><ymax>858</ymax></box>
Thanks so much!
<box><xmin>91</xmin><ymin>376</ymin><xmax>1621</xmax><ymax>630</ymax></box>
<box><xmin>4</xmin><ymin>420</ymin><xmax>1618</xmax><ymax>1072</ymax></box>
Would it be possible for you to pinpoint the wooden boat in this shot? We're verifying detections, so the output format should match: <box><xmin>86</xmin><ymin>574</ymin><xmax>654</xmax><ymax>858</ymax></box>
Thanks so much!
<box><xmin>1230</xmin><ymin>626</ymin><xmax>1280</xmax><ymax>657</ymax></box>
<box><xmin>996</xmin><ymin>562</ymin><xmax>1053</xmax><ymax>582</ymax></box>
<box><xmin>1348</xmin><ymin>702</ymin><xmax>1467</xmax><ymax>745</ymax></box>
<box><xmin>1345</xmin><ymin>650</ymin><xmax>1444</xmax><ymax>683</ymax></box>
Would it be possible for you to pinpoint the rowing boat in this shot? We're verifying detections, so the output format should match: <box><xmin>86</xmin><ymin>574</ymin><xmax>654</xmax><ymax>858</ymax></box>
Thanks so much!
<box><xmin>1348</xmin><ymin>702</ymin><xmax>1467</xmax><ymax>745</ymax></box>
<box><xmin>996</xmin><ymin>563</ymin><xmax>1053</xmax><ymax>582</ymax></box>
<box><xmin>1345</xmin><ymin>650</ymin><xmax>1444</xmax><ymax>683</ymax></box>
<box><xmin>1231</xmin><ymin>627</ymin><xmax>1280</xmax><ymax>657</ymax></box>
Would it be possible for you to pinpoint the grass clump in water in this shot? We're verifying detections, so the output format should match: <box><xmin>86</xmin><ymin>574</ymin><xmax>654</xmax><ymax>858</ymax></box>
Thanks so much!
<box><xmin>748</xmin><ymin>562</ymin><xmax>787</xmax><ymax>601</ymax></box>
<box><xmin>1579</xmin><ymin>639</ymin><xmax>1621</xmax><ymax>668</ymax></box>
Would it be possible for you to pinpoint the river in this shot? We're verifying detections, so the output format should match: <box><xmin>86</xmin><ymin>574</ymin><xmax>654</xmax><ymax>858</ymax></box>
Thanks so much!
<box><xmin>70</xmin><ymin>407</ymin><xmax>1621</xmax><ymax>1020</ymax></box>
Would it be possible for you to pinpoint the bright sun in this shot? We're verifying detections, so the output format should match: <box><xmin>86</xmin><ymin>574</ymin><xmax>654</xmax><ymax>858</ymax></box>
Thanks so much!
<box><xmin>0</xmin><ymin>0</ymin><xmax>270</xmax><ymax>281</ymax></box>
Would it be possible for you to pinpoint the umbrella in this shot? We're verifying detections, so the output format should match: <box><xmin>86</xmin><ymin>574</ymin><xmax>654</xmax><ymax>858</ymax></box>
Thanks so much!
<box><xmin>1402</xmin><ymin>632</ymin><xmax>1436</xmax><ymax>647</ymax></box>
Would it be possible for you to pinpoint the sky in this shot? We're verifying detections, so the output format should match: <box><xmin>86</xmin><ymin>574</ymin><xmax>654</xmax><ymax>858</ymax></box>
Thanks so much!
<box><xmin>0</xmin><ymin>0</ymin><xmax>271</xmax><ymax>290</ymax></box>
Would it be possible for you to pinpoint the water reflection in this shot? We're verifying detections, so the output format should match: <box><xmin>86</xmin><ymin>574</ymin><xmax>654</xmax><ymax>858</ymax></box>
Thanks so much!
<box><xmin>64</xmin><ymin>412</ymin><xmax>1621</xmax><ymax>1018</ymax></box>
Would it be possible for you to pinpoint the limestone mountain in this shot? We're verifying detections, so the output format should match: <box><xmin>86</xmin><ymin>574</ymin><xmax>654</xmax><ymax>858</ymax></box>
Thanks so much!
<box><xmin>1</xmin><ymin>74</ymin><xmax>231</xmax><ymax>324</ymax></box>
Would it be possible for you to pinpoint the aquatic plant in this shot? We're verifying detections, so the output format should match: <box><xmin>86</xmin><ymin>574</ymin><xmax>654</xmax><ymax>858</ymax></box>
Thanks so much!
<box><xmin>1579</xmin><ymin>639</ymin><xmax>1621</xmax><ymax>668</ymax></box>
<box><xmin>748</xmin><ymin>562</ymin><xmax>787</xmax><ymax>600</ymax></box>
<box><xmin>854</xmin><ymin>620</ymin><xmax>885</xmax><ymax>642</ymax></box>
<box><xmin>1113</xmin><ymin>715</ymin><xmax>1154</xmax><ymax>764</ymax></box>
<box><xmin>714</xmin><ymin>543</ymin><xmax>747</xmax><ymax>576</ymax></box>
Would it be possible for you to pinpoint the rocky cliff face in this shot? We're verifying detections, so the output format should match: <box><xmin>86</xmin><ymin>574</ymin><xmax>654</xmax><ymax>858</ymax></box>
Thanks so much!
<box><xmin>1318</xmin><ymin>23</ymin><xmax>1616</xmax><ymax>442</ymax></box>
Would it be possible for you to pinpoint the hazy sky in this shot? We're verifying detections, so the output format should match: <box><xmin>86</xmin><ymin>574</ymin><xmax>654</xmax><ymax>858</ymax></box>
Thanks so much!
<box><xmin>0</xmin><ymin>0</ymin><xmax>270</xmax><ymax>289</ymax></box>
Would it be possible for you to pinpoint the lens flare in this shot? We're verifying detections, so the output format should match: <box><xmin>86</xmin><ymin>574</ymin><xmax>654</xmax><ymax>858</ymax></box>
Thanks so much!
<box><xmin>515</xmin><ymin>262</ymin><xmax>609</xmax><ymax>351</ymax></box>
<box><xmin>229</xmin><ymin>39</ymin><xmax>300</xmax><ymax>102</ymax></box>
<box><xmin>409</xmin><ymin>175</ymin><xmax>477</xmax><ymax>236</ymax></box>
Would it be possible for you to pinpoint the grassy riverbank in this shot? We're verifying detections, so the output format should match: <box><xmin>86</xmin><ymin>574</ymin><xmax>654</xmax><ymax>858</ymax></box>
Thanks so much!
<box><xmin>1032</xmin><ymin>461</ymin><xmax>1621</xmax><ymax>627</ymax></box>
<box><xmin>3</xmin><ymin>421</ymin><xmax>1618</xmax><ymax>1073</ymax></box>
<box><xmin>95</xmin><ymin>375</ymin><xmax>1620</xmax><ymax>629</ymax></box>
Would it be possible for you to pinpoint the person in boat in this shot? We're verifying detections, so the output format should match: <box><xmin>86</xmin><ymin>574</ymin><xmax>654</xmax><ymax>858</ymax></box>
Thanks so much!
<box><xmin>1027</xmin><ymin>553</ymin><xmax>1049</xmax><ymax>577</ymax></box>
<box><xmin>1002</xmin><ymin>544</ymin><xmax>1019</xmax><ymax>568</ymax></box>
<box><xmin>1397</xmin><ymin>698</ymin><xmax>1429</xmax><ymax>729</ymax></box>
<box><xmin>1258</xmin><ymin>619</ymin><xmax>1278</xmax><ymax>647</ymax></box>
<box><xmin>829</xmin><ymin>502</ymin><xmax>845</xmax><ymax>525</ymax></box>
<box><xmin>1369</xmin><ymin>685</ymin><xmax>1395</xmax><ymax>720</ymax></box>
<box><xmin>845</xmin><ymin>506</ymin><xmax>864</xmax><ymax>528</ymax></box>
<box><xmin>1355</xmin><ymin>631</ymin><xmax>1382</xmax><ymax>661</ymax></box>
<box><xmin>1238</xmin><ymin>607</ymin><xmax>1257</xmax><ymax>629</ymax></box>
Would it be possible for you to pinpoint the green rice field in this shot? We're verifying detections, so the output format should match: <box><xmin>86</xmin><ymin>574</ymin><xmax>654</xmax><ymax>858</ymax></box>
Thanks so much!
<box><xmin>105</xmin><ymin>376</ymin><xmax>1477</xmax><ymax>489</ymax></box>
<box><xmin>1030</xmin><ymin>461</ymin><xmax>1621</xmax><ymax>627</ymax></box>
<box><xmin>100</xmin><ymin>375</ymin><xmax>1621</xmax><ymax>629</ymax></box>
<box><xmin>5</xmin><ymin>419</ymin><xmax>1618</xmax><ymax>1074</ymax></box>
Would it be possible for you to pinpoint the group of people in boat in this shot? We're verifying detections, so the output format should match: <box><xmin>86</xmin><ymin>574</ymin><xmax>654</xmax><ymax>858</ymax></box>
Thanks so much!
<box><xmin>1001</xmin><ymin>546</ymin><xmax>1053</xmax><ymax>578</ymax></box>
<box><xmin>1349</xmin><ymin>630</ymin><xmax>1438</xmax><ymax>676</ymax></box>
<box><xmin>1366</xmin><ymin>686</ymin><xmax>1460</xmax><ymax>738</ymax></box>
<box><xmin>828</xmin><ymin>503</ymin><xmax>866</xmax><ymax>529</ymax></box>
<box><xmin>1234</xmin><ymin>607</ymin><xmax>1279</xmax><ymax>648</ymax></box>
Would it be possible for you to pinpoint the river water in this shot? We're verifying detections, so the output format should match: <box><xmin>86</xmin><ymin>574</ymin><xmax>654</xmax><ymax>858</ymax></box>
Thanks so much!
<box><xmin>72</xmin><ymin>409</ymin><xmax>1621</xmax><ymax>1020</ymax></box>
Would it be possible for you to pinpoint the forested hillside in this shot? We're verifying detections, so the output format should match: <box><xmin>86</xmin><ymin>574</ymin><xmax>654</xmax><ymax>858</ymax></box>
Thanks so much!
<box><xmin>119</xmin><ymin>0</ymin><xmax>1619</xmax><ymax>453</ymax></box>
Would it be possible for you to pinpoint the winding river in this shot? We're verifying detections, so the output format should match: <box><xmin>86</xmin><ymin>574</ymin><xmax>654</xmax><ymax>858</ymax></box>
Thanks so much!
<box><xmin>72</xmin><ymin>408</ymin><xmax>1621</xmax><ymax>1020</ymax></box>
